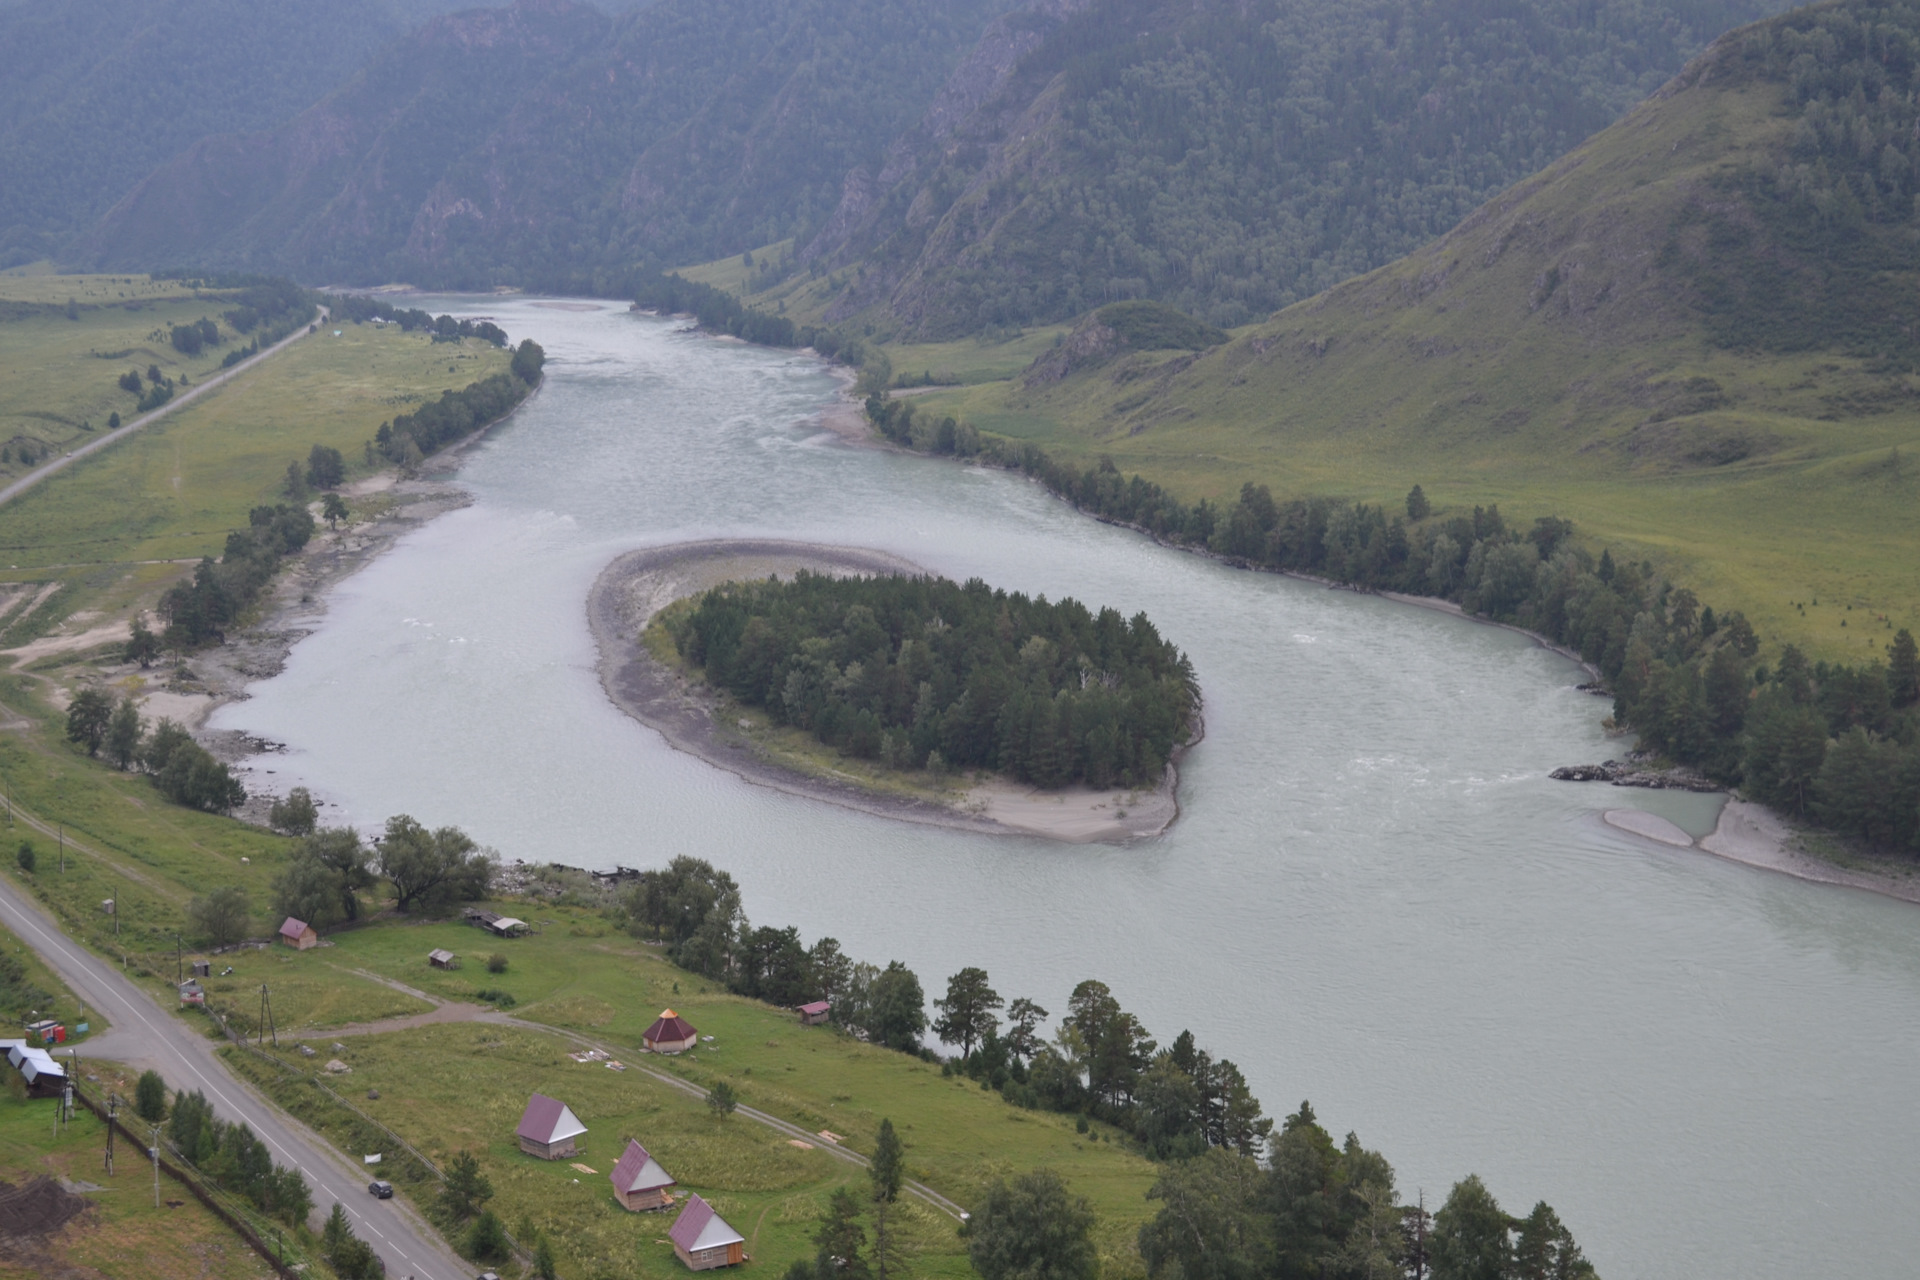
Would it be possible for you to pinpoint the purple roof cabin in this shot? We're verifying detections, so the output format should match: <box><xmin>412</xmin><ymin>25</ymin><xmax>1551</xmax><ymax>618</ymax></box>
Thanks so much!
<box><xmin>797</xmin><ymin>1000</ymin><xmax>831</xmax><ymax>1026</ymax></box>
<box><xmin>669</xmin><ymin>1194</ymin><xmax>745</xmax><ymax>1270</ymax></box>
<box><xmin>278</xmin><ymin>916</ymin><xmax>318</xmax><ymax>949</ymax></box>
<box><xmin>516</xmin><ymin>1093</ymin><xmax>587</xmax><ymax>1160</ymax></box>
<box><xmin>610</xmin><ymin>1138</ymin><xmax>677</xmax><ymax>1211</ymax></box>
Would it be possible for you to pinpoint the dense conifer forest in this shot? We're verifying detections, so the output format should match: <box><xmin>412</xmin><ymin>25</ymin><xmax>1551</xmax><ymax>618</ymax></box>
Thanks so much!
<box><xmin>666</xmin><ymin>573</ymin><xmax>1199</xmax><ymax>788</ymax></box>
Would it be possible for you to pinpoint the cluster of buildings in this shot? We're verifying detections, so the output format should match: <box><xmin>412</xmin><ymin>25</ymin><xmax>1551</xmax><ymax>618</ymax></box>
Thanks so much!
<box><xmin>515</xmin><ymin>1067</ymin><xmax>745</xmax><ymax>1269</ymax></box>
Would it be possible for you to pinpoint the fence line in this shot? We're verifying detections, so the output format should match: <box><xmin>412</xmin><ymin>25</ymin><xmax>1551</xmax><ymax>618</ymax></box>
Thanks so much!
<box><xmin>71</xmin><ymin>1084</ymin><xmax>307</xmax><ymax>1280</ymax></box>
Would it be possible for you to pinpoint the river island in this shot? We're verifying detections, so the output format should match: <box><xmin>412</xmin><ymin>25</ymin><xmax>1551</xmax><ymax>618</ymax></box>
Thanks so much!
<box><xmin>587</xmin><ymin>539</ymin><xmax>1198</xmax><ymax>842</ymax></box>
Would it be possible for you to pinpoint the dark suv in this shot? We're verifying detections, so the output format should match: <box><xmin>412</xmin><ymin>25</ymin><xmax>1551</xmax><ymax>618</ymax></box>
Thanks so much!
<box><xmin>368</xmin><ymin>1179</ymin><xmax>394</xmax><ymax>1199</ymax></box>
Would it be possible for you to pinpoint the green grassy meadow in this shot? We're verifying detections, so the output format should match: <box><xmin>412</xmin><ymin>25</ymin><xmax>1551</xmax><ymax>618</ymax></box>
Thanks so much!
<box><xmin>892</xmin><ymin>76</ymin><xmax>1920</xmax><ymax>664</ymax></box>
<box><xmin>0</xmin><ymin>312</ymin><xmax>510</xmax><ymax>571</ymax></box>
<box><xmin>235</xmin><ymin>908</ymin><xmax>1156</xmax><ymax>1278</ymax></box>
<box><xmin>0</xmin><ymin>274</ymin><xmax>260</xmax><ymax>480</ymax></box>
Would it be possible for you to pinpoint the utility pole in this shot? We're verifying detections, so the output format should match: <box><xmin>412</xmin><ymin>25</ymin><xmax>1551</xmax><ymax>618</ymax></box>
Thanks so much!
<box><xmin>259</xmin><ymin>984</ymin><xmax>277</xmax><ymax>1048</ymax></box>
<box><xmin>150</xmin><ymin>1125</ymin><xmax>161</xmax><ymax>1209</ymax></box>
<box><xmin>105</xmin><ymin>1094</ymin><xmax>116</xmax><ymax>1176</ymax></box>
<box><xmin>58</xmin><ymin>824</ymin><xmax>64</xmax><ymax>874</ymax></box>
<box><xmin>176</xmin><ymin>935</ymin><xmax>182</xmax><ymax>985</ymax></box>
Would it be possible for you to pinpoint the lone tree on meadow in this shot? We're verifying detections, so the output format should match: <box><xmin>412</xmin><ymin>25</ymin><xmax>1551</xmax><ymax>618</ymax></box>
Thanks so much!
<box><xmin>134</xmin><ymin>1070</ymin><xmax>168</xmax><ymax>1122</ymax></box>
<box><xmin>967</xmin><ymin>1169</ymin><xmax>1098</xmax><ymax>1280</ymax></box>
<box><xmin>124</xmin><ymin>617</ymin><xmax>162</xmax><ymax>667</ymax></box>
<box><xmin>105</xmin><ymin>697</ymin><xmax>144</xmax><ymax>769</ymax></box>
<box><xmin>439</xmin><ymin>1150</ymin><xmax>493</xmax><ymax>1221</ymax></box>
<box><xmin>268</xmin><ymin>787</ymin><xmax>319</xmax><ymax>837</ymax></box>
<box><xmin>186</xmin><ymin>884</ymin><xmax>251</xmax><ymax>948</ymax></box>
<box><xmin>868</xmin><ymin>1119</ymin><xmax>907</xmax><ymax>1280</ymax></box>
<box><xmin>933</xmin><ymin>967</ymin><xmax>1003</xmax><ymax>1059</ymax></box>
<box><xmin>65</xmin><ymin>688</ymin><xmax>114</xmax><ymax>755</ymax></box>
<box><xmin>376</xmin><ymin>814</ymin><xmax>492</xmax><ymax>913</ymax></box>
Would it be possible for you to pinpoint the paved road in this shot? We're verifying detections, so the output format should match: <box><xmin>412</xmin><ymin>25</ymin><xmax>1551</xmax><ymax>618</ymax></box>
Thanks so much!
<box><xmin>0</xmin><ymin>874</ymin><xmax>469</xmax><ymax>1280</ymax></box>
<box><xmin>0</xmin><ymin>305</ymin><xmax>326</xmax><ymax>511</ymax></box>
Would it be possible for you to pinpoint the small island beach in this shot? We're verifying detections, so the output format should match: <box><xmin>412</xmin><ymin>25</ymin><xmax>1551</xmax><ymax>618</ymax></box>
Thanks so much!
<box><xmin>587</xmin><ymin>539</ymin><xmax>1188</xmax><ymax>842</ymax></box>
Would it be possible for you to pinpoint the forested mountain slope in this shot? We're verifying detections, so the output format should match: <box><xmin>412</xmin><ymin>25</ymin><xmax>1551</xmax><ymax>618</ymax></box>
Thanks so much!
<box><xmin>0</xmin><ymin>0</ymin><xmax>479</xmax><ymax>268</ymax></box>
<box><xmin>915</xmin><ymin>0</ymin><xmax>1920</xmax><ymax>656</ymax></box>
<box><xmin>782</xmin><ymin>0</ymin><xmax>1792</xmax><ymax>336</ymax></box>
<box><xmin>72</xmin><ymin>0</ymin><xmax>1020</xmax><ymax>285</ymax></box>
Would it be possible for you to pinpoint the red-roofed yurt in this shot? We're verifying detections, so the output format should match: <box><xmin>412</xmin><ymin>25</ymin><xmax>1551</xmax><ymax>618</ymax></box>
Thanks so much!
<box><xmin>643</xmin><ymin>1009</ymin><xmax>698</xmax><ymax>1054</ymax></box>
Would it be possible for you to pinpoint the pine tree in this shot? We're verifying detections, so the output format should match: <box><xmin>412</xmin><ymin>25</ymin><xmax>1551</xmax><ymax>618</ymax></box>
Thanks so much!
<box><xmin>134</xmin><ymin>1069</ymin><xmax>167</xmax><ymax>1121</ymax></box>
<box><xmin>1890</xmin><ymin>628</ymin><xmax>1918</xmax><ymax>708</ymax></box>
<box><xmin>1406</xmin><ymin>484</ymin><xmax>1431</xmax><ymax>521</ymax></box>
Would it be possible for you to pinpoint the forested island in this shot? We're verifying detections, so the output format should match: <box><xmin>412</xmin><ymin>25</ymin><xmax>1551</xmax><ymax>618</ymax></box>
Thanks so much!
<box><xmin>662</xmin><ymin>572</ymin><xmax>1199</xmax><ymax>790</ymax></box>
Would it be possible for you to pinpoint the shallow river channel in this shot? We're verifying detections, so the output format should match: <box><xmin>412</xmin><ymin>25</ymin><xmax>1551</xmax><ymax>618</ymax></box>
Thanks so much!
<box><xmin>213</xmin><ymin>298</ymin><xmax>1920</xmax><ymax>1279</ymax></box>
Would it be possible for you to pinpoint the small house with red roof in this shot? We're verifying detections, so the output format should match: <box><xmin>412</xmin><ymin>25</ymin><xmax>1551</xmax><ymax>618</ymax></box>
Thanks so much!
<box><xmin>516</xmin><ymin>1093</ymin><xmax>587</xmax><ymax>1160</ymax></box>
<box><xmin>609</xmin><ymin>1138</ymin><xmax>677</xmax><ymax>1211</ymax></box>
<box><xmin>278</xmin><ymin>917</ymin><xmax>318</xmax><ymax>950</ymax></box>
<box><xmin>643</xmin><ymin>1009</ymin><xmax>698</xmax><ymax>1054</ymax></box>
<box><xmin>669</xmin><ymin>1194</ymin><xmax>745</xmax><ymax>1270</ymax></box>
<box><xmin>797</xmin><ymin>1001</ymin><xmax>831</xmax><ymax>1027</ymax></box>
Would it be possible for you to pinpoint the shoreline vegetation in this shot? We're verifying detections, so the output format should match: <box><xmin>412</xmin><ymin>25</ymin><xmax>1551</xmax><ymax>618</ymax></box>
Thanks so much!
<box><xmin>587</xmin><ymin>540</ymin><xmax>1189</xmax><ymax>843</ymax></box>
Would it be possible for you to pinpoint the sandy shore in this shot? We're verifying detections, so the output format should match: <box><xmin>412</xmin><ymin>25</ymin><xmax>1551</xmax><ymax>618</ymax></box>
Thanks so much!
<box><xmin>586</xmin><ymin>539</ymin><xmax>1189</xmax><ymax>843</ymax></box>
<box><xmin>1603</xmin><ymin>800</ymin><xmax>1920</xmax><ymax>905</ymax></box>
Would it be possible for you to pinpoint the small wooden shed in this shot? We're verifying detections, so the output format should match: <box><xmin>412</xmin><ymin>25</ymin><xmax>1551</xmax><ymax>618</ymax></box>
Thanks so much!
<box><xmin>609</xmin><ymin>1138</ymin><xmax>677</xmax><ymax>1211</ymax></box>
<box><xmin>190</xmin><ymin>959</ymin><xmax>212</xmax><ymax>978</ymax></box>
<box><xmin>278</xmin><ymin>917</ymin><xmax>319</xmax><ymax>950</ymax></box>
<box><xmin>428</xmin><ymin>949</ymin><xmax>459</xmax><ymax>970</ymax></box>
<box><xmin>5</xmin><ymin>1042</ymin><xmax>67</xmax><ymax>1098</ymax></box>
<box><xmin>669</xmin><ymin>1194</ymin><xmax>745</xmax><ymax>1270</ymax></box>
<box><xmin>797</xmin><ymin>1001</ymin><xmax>831</xmax><ymax>1027</ymax></box>
<box><xmin>643</xmin><ymin>1009</ymin><xmax>698</xmax><ymax>1055</ymax></box>
<box><xmin>516</xmin><ymin>1093</ymin><xmax>587</xmax><ymax>1160</ymax></box>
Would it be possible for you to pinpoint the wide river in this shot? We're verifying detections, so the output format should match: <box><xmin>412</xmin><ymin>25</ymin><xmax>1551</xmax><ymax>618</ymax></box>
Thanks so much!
<box><xmin>214</xmin><ymin>298</ymin><xmax>1918</xmax><ymax>1279</ymax></box>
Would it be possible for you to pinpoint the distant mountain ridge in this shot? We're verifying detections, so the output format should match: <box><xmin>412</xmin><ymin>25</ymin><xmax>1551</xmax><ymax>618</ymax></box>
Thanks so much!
<box><xmin>74</xmin><ymin>0</ymin><xmax>1022</xmax><ymax>285</ymax></box>
<box><xmin>63</xmin><ymin>0</ymin><xmax>1789</xmax><ymax>310</ymax></box>
<box><xmin>789</xmin><ymin>0</ymin><xmax>1795</xmax><ymax>337</ymax></box>
<box><xmin>0</xmin><ymin>0</ymin><xmax>482</xmax><ymax>268</ymax></box>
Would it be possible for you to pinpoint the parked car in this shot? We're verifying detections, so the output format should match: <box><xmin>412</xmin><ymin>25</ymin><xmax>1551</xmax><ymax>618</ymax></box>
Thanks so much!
<box><xmin>368</xmin><ymin>1179</ymin><xmax>393</xmax><ymax>1199</ymax></box>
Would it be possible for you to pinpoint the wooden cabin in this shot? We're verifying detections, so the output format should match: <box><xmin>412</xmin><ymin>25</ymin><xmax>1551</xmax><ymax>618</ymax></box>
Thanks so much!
<box><xmin>278</xmin><ymin>917</ymin><xmax>319</xmax><ymax>950</ymax></box>
<box><xmin>609</xmin><ymin>1138</ymin><xmax>677</xmax><ymax>1211</ymax></box>
<box><xmin>643</xmin><ymin>1009</ymin><xmax>698</xmax><ymax>1054</ymax></box>
<box><xmin>428</xmin><ymin>949</ymin><xmax>458</xmax><ymax>969</ymax></box>
<box><xmin>797</xmin><ymin>1001</ymin><xmax>831</xmax><ymax>1027</ymax></box>
<box><xmin>516</xmin><ymin>1093</ymin><xmax>587</xmax><ymax>1160</ymax></box>
<box><xmin>669</xmin><ymin>1194</ymin><xmax>745</xmax><ymax>1270</ymax></box>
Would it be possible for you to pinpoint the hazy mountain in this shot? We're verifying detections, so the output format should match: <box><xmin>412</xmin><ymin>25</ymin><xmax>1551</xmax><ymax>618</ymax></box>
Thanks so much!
<box><xmin>73</xmin><ymin>0</ymin><xmax>1021</xmax><ymax>285</ymax></box>
<box><xmin>986</xmin><ymin>0</ymin><xmax>1920</xmax><ymax>489</ymax></box>
<box><xmin>0</xmin><ymin>0</ymin><xmax>491</xmax><ymax>267</ymax></box>
<box><xmin>790</xmin><ymin>0</ymin><xmax>1796</xmax><ymax>337</ymax></box>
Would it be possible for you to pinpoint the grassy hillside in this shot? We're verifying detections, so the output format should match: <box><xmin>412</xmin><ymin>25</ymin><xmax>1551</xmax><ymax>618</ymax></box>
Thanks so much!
<box><xmin>0</xmin><ymin>312</ymin><xmax>508</xmax><ymax>569</ymax></box>
<box><xmin>775</xmin><ymin>0</ymin><xmax>1791</xmax><ymax>336</ymax></box>
<box><xmin>906</xmin><ymin>3</ymin><xmax>1920</xmax><ymax>660</ymax></box>
<box><xmin>0</xmin><ymin>273</ymin><xmax>267</xmax><ymax>482</ymax></box>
